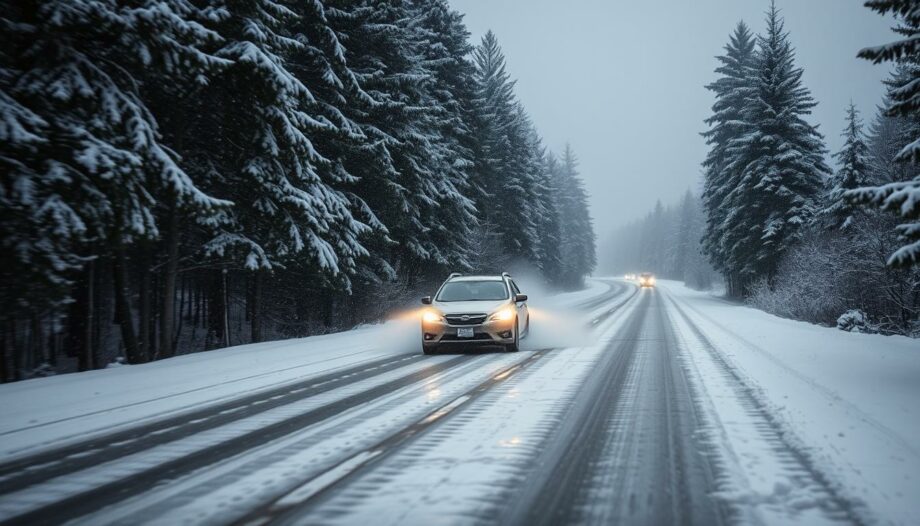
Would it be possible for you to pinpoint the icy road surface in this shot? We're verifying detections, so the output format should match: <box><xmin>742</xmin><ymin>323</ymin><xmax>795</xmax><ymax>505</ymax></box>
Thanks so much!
<box><xmin>0</xmin><ymin>280</ymin><xmax>918</xmax><ymax>525</ymax></box>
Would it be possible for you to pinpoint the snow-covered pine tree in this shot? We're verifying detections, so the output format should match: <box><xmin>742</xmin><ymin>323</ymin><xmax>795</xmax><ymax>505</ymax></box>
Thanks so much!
<box><xmin>701</xmin><ymin>21</ymin><xmax>756</xmax><ymax>295</ymax></box>
<box><xmin>680</xmin><ymin>192</ymin><xmax>718</xmax><ymax>289</ymax></box>
<box><xmin>0</xmin><ymin>0</ymin><xmax>229</xmax><ymax>362</ymax></box>
<box><xmin>669</xmin><ymin>190</ymin><xmax>698</xmax><ymax>279</ymax></box>
<box><xmin>320</xmin><ymin>0</ymin><xmax>477</xmax><ymax>284</ymax></box>
<box><xmin>470</xmin><ymin>31</ymin><xmax>541</xmax><ymax>265</ymax></box>
<box><xmin>638</xmin><ymin>200</ymin><xmax>667</xmax><ymax>274</ymax></box>
<box><xmin>404</xmin><ymin>0</ymin><xmax>480</xmax><ymax>273</ymax></box>
<box><xmin>504</xmin><ymin>103</ymin><xmax>546</xmax><ymax>262</ymax></box>
<box><xmin>850</xmin><ymin>0</ymin><xmax>920</xmax><ymax>266</ymax></box>
<box><xmin>866</xmin><ymin>97</ymin><xmax>918</xmax><ymax>186</ymax></box>
<box><xmin>519</xmin><ymin>115</ymin><xmax>562</xmax><ymax>283</ymax></box>
<box><xmin>822</xmin><ymin>103</ymin><xmax>871</xmax><ymax>229</ymax></box>
<box><xmin>534</xmin><ymin>150</ymin><xmax>564</xmax><ymax>285</ymax></box>
<box><xmin>556</xmin><ymin>145</ymin><xmax>597</xmax><ymax>287</ymax></box>
<box><xmin>721</xmin><ymin>3</ymin><xmax>829</xmax><ymax>291</ymax></box>
<box><xmin>196</xmin><ymin>0</ymin><xmax>372</xmax><ymax>280</ymax></box>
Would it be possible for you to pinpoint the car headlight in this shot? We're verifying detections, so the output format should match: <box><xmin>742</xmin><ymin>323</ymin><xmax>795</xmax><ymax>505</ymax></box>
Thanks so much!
<box><xmin>489</xmin><ymin>306</ymin><xmax>515</xmax><ymax>322</ymax></box>
<box><xmin>422</xmin><ymin>310</ymin><xmax>443</xmax><ymax>323</ymax></box>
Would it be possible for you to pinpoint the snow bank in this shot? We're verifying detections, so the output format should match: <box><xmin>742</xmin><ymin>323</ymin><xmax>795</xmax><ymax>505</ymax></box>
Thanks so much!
<box><xmin>663</xmin><ymin>280</ymin><xmax>920</xmax><ymax>525</ymax></box>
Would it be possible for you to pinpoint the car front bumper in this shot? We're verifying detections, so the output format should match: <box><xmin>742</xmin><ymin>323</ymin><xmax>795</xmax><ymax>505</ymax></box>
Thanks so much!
<box><xmin>422</xmin><ymin>318</ymin><xmax>516</xmax><ymax>347</ymax></box>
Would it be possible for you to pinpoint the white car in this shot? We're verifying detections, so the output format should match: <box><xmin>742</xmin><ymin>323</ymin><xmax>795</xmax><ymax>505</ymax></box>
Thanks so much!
<box><xmin>420</xmin><ymin>273</ymin><xmax>529</xmax><ymax>355</ymax></box>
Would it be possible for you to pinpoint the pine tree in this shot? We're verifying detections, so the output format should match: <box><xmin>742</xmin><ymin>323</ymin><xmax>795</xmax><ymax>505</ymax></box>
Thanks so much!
<box><xmin>823</xmin><ymin>103</ymin><xmax>870</xmax><ymax>229</ymax></box>
<box><xmin>701</xmin><ymin>21</ymin><xmax>756</xmax><ymax>294</ymax></box>
<box><xmin>866</xmin><ymin>98</ymin><xmax>918</xmax><ymax>185</ymax></box>
<box><xmin>196</xmin><ymin>0</ymin><xmax>373</xmax><ymax>278</ymax></box>
<box><xmin>0</xmin><ymin>0</ymin><xmax>229</xmax><ymax>362</ymax></box>
<box><xmin>670</xmin><ymin>190</ymin><xmax>699</xmax><ymax>278</ymax></box>
<box><xmin>404</xmin><ymin>0</ymin><xmax>481</xmax><ymax>273</ymax></box>
<box><xmin>555</xmin><ymin>145</ymin><xmax>597</xmax><ymax>287</ymax></box>
<box><xmin>318</xmin><ymin>0</ymin><xmax>478</xmax><ymax>284</ymax></box>
<box><xmin>721</xmin><ymin>3</ymin><xmax>829</xmax><ymax>290</ymax></box>
<box><xmin>850</xmin><ymin>0</ymin><xmax>920</xmax><ymax>266</ymax></box>
<box><xmin>536</xmin><ymin>152</ymin><xmax>565</xmax><ymax>284</ymax></box>
<box><xmin>471</xmin><ymin>31</ymin><xmax>541</xmax><ymax>263</ymax></box>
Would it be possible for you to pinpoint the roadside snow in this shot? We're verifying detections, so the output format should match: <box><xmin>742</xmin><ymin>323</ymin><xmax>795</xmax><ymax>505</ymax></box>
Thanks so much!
<box><xmin>0</xmin><ymin>280</ymin><xmax>610</xmax><ymax>460</ymax></box>
<box><xmin>662</xmin><ymin>280</ymin><xmax>920</xmax><ymax>525</ymax></box>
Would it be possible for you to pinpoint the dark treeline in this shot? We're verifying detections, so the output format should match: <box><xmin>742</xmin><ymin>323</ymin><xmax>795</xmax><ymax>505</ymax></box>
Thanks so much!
<box><xmin>0</xmin><ymin>0</ymin><xmax>596</xmax><ymax>381</ymax></box>
<box><xmin>700</xmin><ymin>1</ymin><xmax>919</xmax><ymax>335</ymax></box>
<box><xmin>602</xmin><ymin>191</ymin><xmax>719</xmax><ymax>290</ymax></box>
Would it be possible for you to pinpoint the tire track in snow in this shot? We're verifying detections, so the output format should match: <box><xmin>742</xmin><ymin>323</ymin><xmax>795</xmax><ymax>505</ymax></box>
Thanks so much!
<box><xmin>507</xmin><ymin>289</ymin><xmax>726</xmax><ymax>526</ymax></box>
<box><xmin>663</xmin><ymin>289</ymin><xmax>863</xmax><ymax>525</ymax></box>
<box><xmin>275</xmin><ymin>282</ymin><xmax>644</xmax><ymax>526</ymax></box>
<box><xmin>0</xmin><ymin>354</ymin><xmax>426</xmax><ymax>493</ymax></box>
<box><xmin>76</xmin><ymin>353</ymin><xmax>529</xmax><ymax>526</ymax></box>
<box><xmin>225</xmin><ymin>283</ymin><xmax>641</xmax><ymax>525</ymax></box>
<box><xmin>0</xmin><ymin>355</ymin><xmax>472</xmax><ymax>525</ymax></box>
<box><xmin>0</xmin><ymin>280</ymin><xmax>629</xmax><ymax>498</ymax></box>
<box><xmin>0</xmin><ymin>282</ymin><xmax>629</xmax><ymax>525</ymax></box>
<box><xmin>232</xmin><ymin>352</ymin><xmax>549</xmax><ymax>526</ymax></box>
<box><xmin>673</xmin><ymin>294</ymin><xmax>919</xmax><ymax>460</ymax></box>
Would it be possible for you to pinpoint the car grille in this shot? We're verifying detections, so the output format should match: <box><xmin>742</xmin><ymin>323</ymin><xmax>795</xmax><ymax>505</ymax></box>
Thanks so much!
<box><xmin>440</xmin><ymin>333</ymin><xmax>493</xmax><ymax>342</ymax></box>
<box><xmin>444</xmin><ymin>313</ymin><xmax>487</xmax><ymax>326</ymax></box>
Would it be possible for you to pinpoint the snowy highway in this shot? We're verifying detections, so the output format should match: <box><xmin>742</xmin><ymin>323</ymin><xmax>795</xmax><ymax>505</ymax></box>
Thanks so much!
<box><xmin>0</xmin><ymin>280</ymin><xmax>917</xmax><ymax>525</ymax></box>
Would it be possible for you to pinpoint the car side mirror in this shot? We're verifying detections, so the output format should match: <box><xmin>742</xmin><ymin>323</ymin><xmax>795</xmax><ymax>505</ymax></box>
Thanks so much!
<box><xmin>421</xmin><ymin>296</ymin><xmax>432</xmax><ymax>305</ymax></box>
<box><xmin>514</xmin><ymin>294</ymin><xmax>528</xmax><ymax>302</ymax></box>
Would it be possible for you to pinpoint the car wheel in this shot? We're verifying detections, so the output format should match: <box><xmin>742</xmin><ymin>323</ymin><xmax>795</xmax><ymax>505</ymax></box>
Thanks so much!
<box><xmin>506</xmin><ymin>319</ymin><xmax>520</xmax><ymax>353</ymax></box>
<box><xmin>423</xmin><ymin>345</ymin><xmax>438</xmax><ymax>355</ymax></box>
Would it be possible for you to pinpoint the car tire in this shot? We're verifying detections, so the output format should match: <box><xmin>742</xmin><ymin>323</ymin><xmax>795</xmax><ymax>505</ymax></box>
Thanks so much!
<box><xmin>506</xmin><ymin>319</ymin><xmax>520</xmax><ymax>353</ymax></box>
<box><xmin>423</xmin><ymin>345</ymin><xmax>438</xmax><ymax>355</ymax></box>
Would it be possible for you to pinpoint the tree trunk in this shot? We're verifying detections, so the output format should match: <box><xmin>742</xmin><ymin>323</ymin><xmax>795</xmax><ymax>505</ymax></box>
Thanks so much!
<box><xmin>47</xmin><ymin>313</ymin><xmax>58</xmax><ymax>368</ymax></box>
<box><xmin>159</xmin><ymin>204</ymin><xmax>180</xmax><ymax>358</ymax></box>
<box><xmin>30</xmin><ymin>312</ymin><xmax>43</xmax><ymax>369</ymax></box>
<box><xmin>85</xmin><ymin>260</ymin><xmax>95</xmax><ymax>370</ymax></box>
<box><xmin>67</xmin><ymin>261</ymin><xmax>94</xmax><ymax>372</ymax></box>
<box><xmin>172</xmin><ymin>273</ymin><xmax>184</xmax><ymax>354</ymax></box>
<box><xmin>0</xmin><ymin>321</ymin><xmax>8</xmax><ymax>383</ymax></box>
<box><xmin>112</xmin><ymin>239</ymin><xmax>143</xmax><ymax>364</ymax></box>
<box><xmin>10</xmin><ymin>319</ymin><xmax>20</xmax><ymax>381</ymax></box>
<box><xmin>193</xmin><ymin>279</ymin><xmax>201</xmax><ymax>328</ymax></box>
<box><xmin>139</xmin><ymin>257</ymin><xmax>152</xmax><ymax>360</ymax></box>
<box><xmin>322</xmin><ymin>293</ymin><xmax>333</xmax><ymax>328</ymax></box>
<box><xmin>222</xmin><ymin>269</ymin><xmax>230</xmax><ymax>348</ymax></box>
<box><xmin>250</xmin><ymin>270</ymin><xmax>263</xmax><ymax>343</ymax></box>
<box><xmin>149</xmin><ymin>272</ymin><xmax>158</xmax><ymax>359</ymax></box>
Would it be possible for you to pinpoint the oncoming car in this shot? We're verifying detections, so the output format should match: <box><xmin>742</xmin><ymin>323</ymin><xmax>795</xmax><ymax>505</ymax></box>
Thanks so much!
<box><xmin>420</xmin><ymin>273</ymin><xmax>529</xmax><ymax>355</ymax></box>
<box><xmin>639</xmin><ymin>272</ymin><xmax>656</xmax><ymax>288</ymax></box>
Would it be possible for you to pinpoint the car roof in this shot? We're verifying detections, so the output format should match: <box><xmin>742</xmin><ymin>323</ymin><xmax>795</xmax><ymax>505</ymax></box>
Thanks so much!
<box><xmin>448</xmin><ymin>275</ymin><xmax>505</xmax><ymax>282</ymax></box>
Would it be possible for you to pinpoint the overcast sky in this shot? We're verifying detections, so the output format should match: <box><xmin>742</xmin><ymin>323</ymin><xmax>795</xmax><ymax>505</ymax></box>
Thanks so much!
<box><xmin>448</xmin><ymin>0</ymin><xmax>896</xmax><ymax>246</ymax></box>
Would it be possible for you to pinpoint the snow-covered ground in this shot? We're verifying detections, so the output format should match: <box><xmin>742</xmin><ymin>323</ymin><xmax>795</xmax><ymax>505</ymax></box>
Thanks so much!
<box><xmin>662</xmin><ymin>280</ymin><xmax>920</xmax><ymax>525</ymax></box>
<box><xmin>0</xmin><ymin>279</ymin><xmax>612</xmax><ymax>460</ymax></box>
<box><xmin>0</xmin><ymin>278</ymin><xmax>917</xmax><ymax>525</ymax></box>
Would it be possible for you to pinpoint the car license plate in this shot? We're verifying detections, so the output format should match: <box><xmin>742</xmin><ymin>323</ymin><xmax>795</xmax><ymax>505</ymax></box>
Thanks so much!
<box><xmin>457</xmin><ymin>327</ymin><xmax>475</xmax><ymax>338</ymax></box>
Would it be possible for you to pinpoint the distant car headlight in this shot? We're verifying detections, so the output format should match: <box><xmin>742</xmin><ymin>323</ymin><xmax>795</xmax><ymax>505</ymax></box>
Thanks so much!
<box><xmin>422</xmin><ymin>310</ymin><xmax>443</xmax><ymax>323</ymax></box>
<box><xmin>489</xmin><ymin>306</ymin><xmax>515</xmax><ymax>322</ymax></box>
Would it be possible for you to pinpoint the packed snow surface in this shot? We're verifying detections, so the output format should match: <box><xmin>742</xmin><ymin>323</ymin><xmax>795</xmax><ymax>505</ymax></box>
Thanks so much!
<box><xmin>1</xmin><ymin>278</ymin><xmax>918</xmax><ymax>526</ymax></box>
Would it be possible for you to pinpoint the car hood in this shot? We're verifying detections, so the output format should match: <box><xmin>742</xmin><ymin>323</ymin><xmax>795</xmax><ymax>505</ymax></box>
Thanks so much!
<box><xmin>433</xmin><ymin>300</ymin><xmax>509</xmax><ymax>315</ymax></box>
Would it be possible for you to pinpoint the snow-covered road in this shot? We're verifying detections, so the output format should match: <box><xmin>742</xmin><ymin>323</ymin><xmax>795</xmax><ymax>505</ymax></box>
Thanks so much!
<box><xmin>0</xmin><ymin>280</ymin><xmax>917</xmax><ymax>525</ymax></box>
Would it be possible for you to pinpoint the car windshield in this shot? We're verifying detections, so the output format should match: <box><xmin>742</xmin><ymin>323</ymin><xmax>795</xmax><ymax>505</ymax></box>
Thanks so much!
<box><xmin>437</xmin><ymin>280</ymin><xmax>508</xmax><ymax>302</ymax></box>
